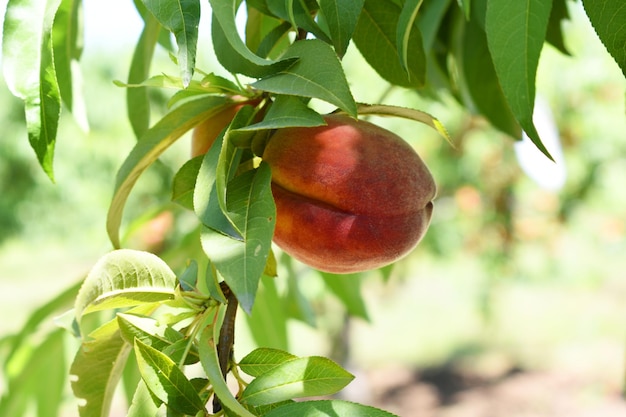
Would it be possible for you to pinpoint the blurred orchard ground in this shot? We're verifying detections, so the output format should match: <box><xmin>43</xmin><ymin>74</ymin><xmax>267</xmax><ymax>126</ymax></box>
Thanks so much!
<box><xmin>1</xmin><ymin>1</ymin><xmax>626</xmax><ymax>416</ymax></box>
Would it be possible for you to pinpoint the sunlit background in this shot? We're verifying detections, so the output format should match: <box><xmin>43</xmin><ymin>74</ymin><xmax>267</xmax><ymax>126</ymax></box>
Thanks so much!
<box><xmin>1</xmin><ymin>1</ymin><xmax>626</xmax><ymax>416</ymax></box>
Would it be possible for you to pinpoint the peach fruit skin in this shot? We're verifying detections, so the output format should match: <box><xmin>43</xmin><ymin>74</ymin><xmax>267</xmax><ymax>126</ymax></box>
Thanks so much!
<box><xmin>262</xmin><ymin>114</ymin><xmax>436</xmax><ymax>274</ymax></box>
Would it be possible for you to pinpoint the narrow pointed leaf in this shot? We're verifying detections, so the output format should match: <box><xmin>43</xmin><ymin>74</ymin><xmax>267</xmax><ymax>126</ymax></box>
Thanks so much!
<box><xmin>209</xmin><ymin>0</ymin><xmax>295</xmax><ymax>77</ymax></box>
<box><xmin>320</xmin><ymin>272</ymin><xmax>369</xmax><ymax>320</ymax></box>
<box><xmin>240</xmin><ymin>356</ymin><xmax>354</xmax><ymax>406</ymax></box>
<box><xmin>107</xmin><ymin>96</ymin><xmax>229</xmax><ymax>248</ymax></box>
<box><xmin>264</xmin><ymin>400</ymin><xmax>400</xmax><ymax>417</ymax></box>
<box><xmin>352</xmin><ymin>0</ymin><xmax>426</xmax><ymax>88</ymax></box>
<box><xmin>70</xmin><ymin>319</ymin><xmax>132</xmax><ymax>417</ymax></box>
<box><xmin>198</xmin><ymin>325</ymin><xmax>257</xmax><ymax>417</ymax></box>
<box><xmin>252</xmin><ymin>39</ymin><xmax>357</xmax><ymax>116</ymax></box>
<box><xmin>2</xmin><ymin>0</ymin><xmax>63</xmax><ymax>181</ymax></box>
<box><xmin>75</xmin><ymin>249</ymin><xmax>177</xmax><ymax>321</ymax></box>
<box><xmin>319</xmin><ymin>0</ymin><xmax>364</xmax><ymax>57</ymax></box>
<box><xmin>141</xmin><ymin>0</ymin><xmax>200</xmax><ymax>86</ymax></box>
<box><xmin>127</xmin><ymin>380</ymin><xmax>162</xmax><ymax>417</ymax></box>
<box><xmin>461</xmin><ymin>20</ymin><xmax>521</xmax><ymax>139</ymax></box>
<box><xmin>243</xmin><ymin>275</ymin><xmax>290</xmax><ymax>351</ymax></box>
<box><xmin>200</xmin><ymin>163</ymin><xmax>276</xmax><ymax>313</ymax></box>
<box><xmin>582</xmin><ymin>0</ymin><xmax>626</xmax><ymax>77</ymax></box>
<box><xmin>354</xmin><ymin>103</ymin><xmax>452</xmax><ymax>144</ymax></box>
<box><xmin>237</xmin><ymin>95</ymin><xmax>326</xmax><ymax>131</ymax></box>
<box><xmin>485</xmin><ymin>0</ymin><xmax>553</xmax><ymax>159</ymax></box>
<box><xmin>52</xmin><ymin>0</ymin><xmax>83</xmax><ymax>113</ymax></box>
<box><xmin>239</xmin><ymin>348</ymin><xmax>297</xmax><ymax>377</ymax></box>
<box><xmin>134</xmin><ymin>338</ymin><xmax>205</xmax><ymax>415</ymax></box>
<box><xmin>396</xmin><ymin>0</ymin><xmax>424</xmax><ymax>74</ymax></box>
<box><xmin>126</xmin><ymin>11</ymin><xmax>162</xmax><ymax>139</ymax></box>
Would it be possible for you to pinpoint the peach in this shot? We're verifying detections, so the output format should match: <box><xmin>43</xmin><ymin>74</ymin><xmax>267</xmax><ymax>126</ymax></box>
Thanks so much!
<box><xmin>262</xmin><ymin>114</ymin><xmax>436</xmax><ymax>274</ymax></box>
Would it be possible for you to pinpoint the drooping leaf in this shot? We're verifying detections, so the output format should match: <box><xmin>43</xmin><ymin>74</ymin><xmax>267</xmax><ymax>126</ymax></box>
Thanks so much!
<box><xmin>194</xmin><ymin>130</ymin><xmax>242</xmax><ymax>239</ymax></box>
<box><xmin>460</xmin><ymin>20</ymin><xmax>521</xmax><ymax>139</ymax></box>
<box><xmin>209</xmin><ymin>0</ymin><xmax>295</xmax><ymax>77</ymax></box>
<box><xmin>264</xmin><ymin>400</ymin><xmax>400</xmax><ymax>417</ymax></box>
<box><xmin>126</xmin><ymin>9</ymin><xmax>162</xmax><ymax>139</ymax></box>
<box><xmin>582</xmin><ymin>0</ymin><xmax>626</xmax><ymax>78</ymax></box>
<box><xmin>352</xmin><ymin>0</ymin><xmax>426</xmax><ymax>88</ymax></box>
<box><xmin>198</xmin><ymin>325</ymin><xmax>257</xmax><ymax>417</ymax></box>
<box><xmin>354</xmin><ymin>103</ymin><xmax>452</xmax><ymax>143</ymax></box>
<box><xmin>107</xmin><ymin>95</ymin><xmax>229</xmax><ymax>248</ymax></box>
<box><xmin>416</xmin><ymin>0</ymin><xmax>452</xmax><ymax>49</ymax></box>
<box><xmin>456</xmin><ymin>0</ymin><xmax>470</xmax><ymax>19</ymax></box>
<box><xmin>252</xmin><ymin>39</ymin><xmax>357</xmax><ymax>116</ymax></box>
<box><xmin>173</xmin><ymin>156</ymin><xmax>203</xmax><ymax>210</ymax></box>
<box><xmin>545</xmin><ymin>0</ymin><xmax>571</xmax><ymax>55</ymax></box>
<box><xmin>239</xmin><ymin>347</ymin><xmax>297</xmax><ymax>377</ymax></box>
<box><xmin>74</xmin><ymin>249</ymin><xmax>177</xmax><ymax>322</ymax></box>
<box><xmin>117</xmin><ymin>313</ymin><xmax>199</xmax><ymax>365</ymax></box>
<box><xmin>0</xmin><ymin>329</ymin><xmax>67</xmax><ymax>417</ymax></box>
<box><xmin>200</xmin><ymin>163</ymin><xmax>276</xmax><ymax>313</ymax></box>
<box><xmin>236</xmin><ymin>95</ymin><xmax>326</xmax><ymax>131</ymax></box>
<box><xmin>134</xmin><ymin>338</ymin><xmax>205</xmax><ymax>415</ymax></box>
<box><xmin>240</xmin><ymin>356</ymin><xmax>354</xmax><ymax>406</ymax></box>
<box><xmin>397</xmin><ymin>0</ymin><xmax>424</xmax><ymax>75</ymax></box>
<box><xmin>267</xmin><ymin>0</ymin><xmax>331</xmax><ymax>42</ymax></box>
<box><xmin>318</xmin><ymin>0</ymin><xmax>364</xmax><ymax>57</ymax></box>
<box><xmin>52</xmin><ymin>0</ymin><xmax>86</xmax><ymax>127</ymax></box>
<box><xmin>485</xmin><ymin>0</ymin><xmax>552</xmax><ymax>158</ymax></box>
<box><xmin>126</xmin><ymin>380</ymin><xmax>162</xmax><ymax>417</ymax></box>
<box><xmin>70</xmin><ymin>319</ymin><xmax>132</xmax><ymax>417</ymax></box>
<box><xmin>141</xmin><ymin>0</ymin><xmax>200</xmax><ymax>86</ymax></box>
<box><xmin>320</xmin><ymin>272</ymin><xmax>369</xmax><ymax>321</ymax></box>
<box><xmin>2</xmin><ymin>0</ymin><xmax>63</xmax><ymax>181</ymax></box>
<box><xmin>243</xmin><ymin>275</ymin><xmax>290</xmax><ymax>351</ymax></box>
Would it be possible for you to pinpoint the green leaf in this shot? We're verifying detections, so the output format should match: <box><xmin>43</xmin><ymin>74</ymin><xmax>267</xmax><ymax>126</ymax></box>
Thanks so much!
<box><xmin>252</xmin><ymin>39</ymin><xmax>357</xmax><ymax>116</ymax></box>
<box><xmin>460</xmin><ymin>20</ymin><xmax>521</xmax><ymax>139</ymax></box>
<box><xmin>485</xmin><ymin>0</ymin><xmax>552</xmax><ymax>159</ymax></box>
<box><xmin>0</xmin><ymin>329</ymin><xmax>67</xmax><ymax>417</ymax></box>
<box><xmin>582</xmin><ymin>0</ymin><xmax>626</xmax><ymax>78</ymax></box>
<box><xmin>198</xmin><ymin>325</ymin><xmax>257</xmax><ymax>417</ymax></box>
<box><xmin>397</xmin><ymin>0</ymin><xmax>424</xmax><ymax>75</ymax></box>
<box><xmin>75</xmin><ymin>249</ymin><xmax>177</xmax><ymax>322</ymax></box>
<box><xmin>107</xmin><ymin>95</ymin><xmax>229</xmax><ymax>248</ymax></box>
<box><xmin>209</xmin><ymin>0</ymin><xmax>296</xmax><ymax>77</ymax></box>
<box><xmin>70</xmin><ymin>319</ymin><xmax>132</xmax><ymax>417</ymax></box>
<box><xmin>239</xmin><ymin>347</ymin><xmax>297</xmax><ymax>377</ymax></box>
<box><xmin>194</xmin><ymin>131</ymin><xmax>242</xmax><ymax>239</ymax></box>
<box><xmin>244</xmin><ymin>275</ymin><xmax>290</xmax><ymax>351</ymax></box>
<box><xmin>141</xmin><ymin>0</ymin><xmax>200</xmax><ymax>86</ymax></box>
<box><xmin>319</xmin><ymin>0</ymin><xmax>364</xmax><ymax>57</ymax></box>
<box><xmin>416</xmin><ymin>0</ymin><xmax>452</xmax><ymax>50</ymax></box>
<box><xmin>456</xmin><ymin>0</ymin><xmax>470</xmax><ymax>19</ymax></box>
<box><xmin>320</xmin><ymin>272</ymin><xmax>369</xmax><ymax>320</ymax></box>
<box><xmin>200</xmin><ymin>163</ymin><xmax>277</xmax><ymax>314</ymax></box>
<box><xmin>545</xmin><ymin>0</ymin><xmax>570</xmax><ymax>55</ymax></box>
<box><xmin>352</xmin><ymin>0</ymin><xmax>426</xmax><ymax>88</ymax></box>
<box><xmin>237</xmin><ymin>95</ymin><xmax>326</xmax><ymax>131</ymax></box>
<box><xmin>134</xmin><ymin>338</ymin><xmax>205</xmax><ymax>415</ymax></box>
<box><xmin>354</xmin><ymin>103</ymin><xmax>452</xmax><ymax>143</ymax></box>
<box><xmin>126</xmin><ymin>9</ymin><xmax>161</xmax><ymax>139</ymax></box>
<box><xmin>2</xmin><ymin>0</ymin><xmax>63</xmax><ymax>181</ymax></box>
<box><xmin>172</xmin><ymin>156</ymin><xmax>203</xmax><ymax>210</ymax></box>
<box><xmin>240</xmin><ymin>356</ymin><xmax>354</xmax><ymax>406</ymax></box>
<box><xmin>117</xmin><ymin>313</ymin><xmax>199</xmax><ymax>365</ymax></box>
<box><xmin>264</xmin><ymin>400</ymin><xmax>400</xmax><ymax>417</ymax></box>
<box><xmin>52</xmin><ymin>0</ymin><xmax>86</xmax><ymax>115</ymax></box>
<box><xmin>267</xmin><ymin>0</ymin><xmax>332</xmax><ymax>43</ymax></box>
<box><xmin>127</xmin><ymin>380</ymin><xmax>162</xmax><ymax>417</ymax></box>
